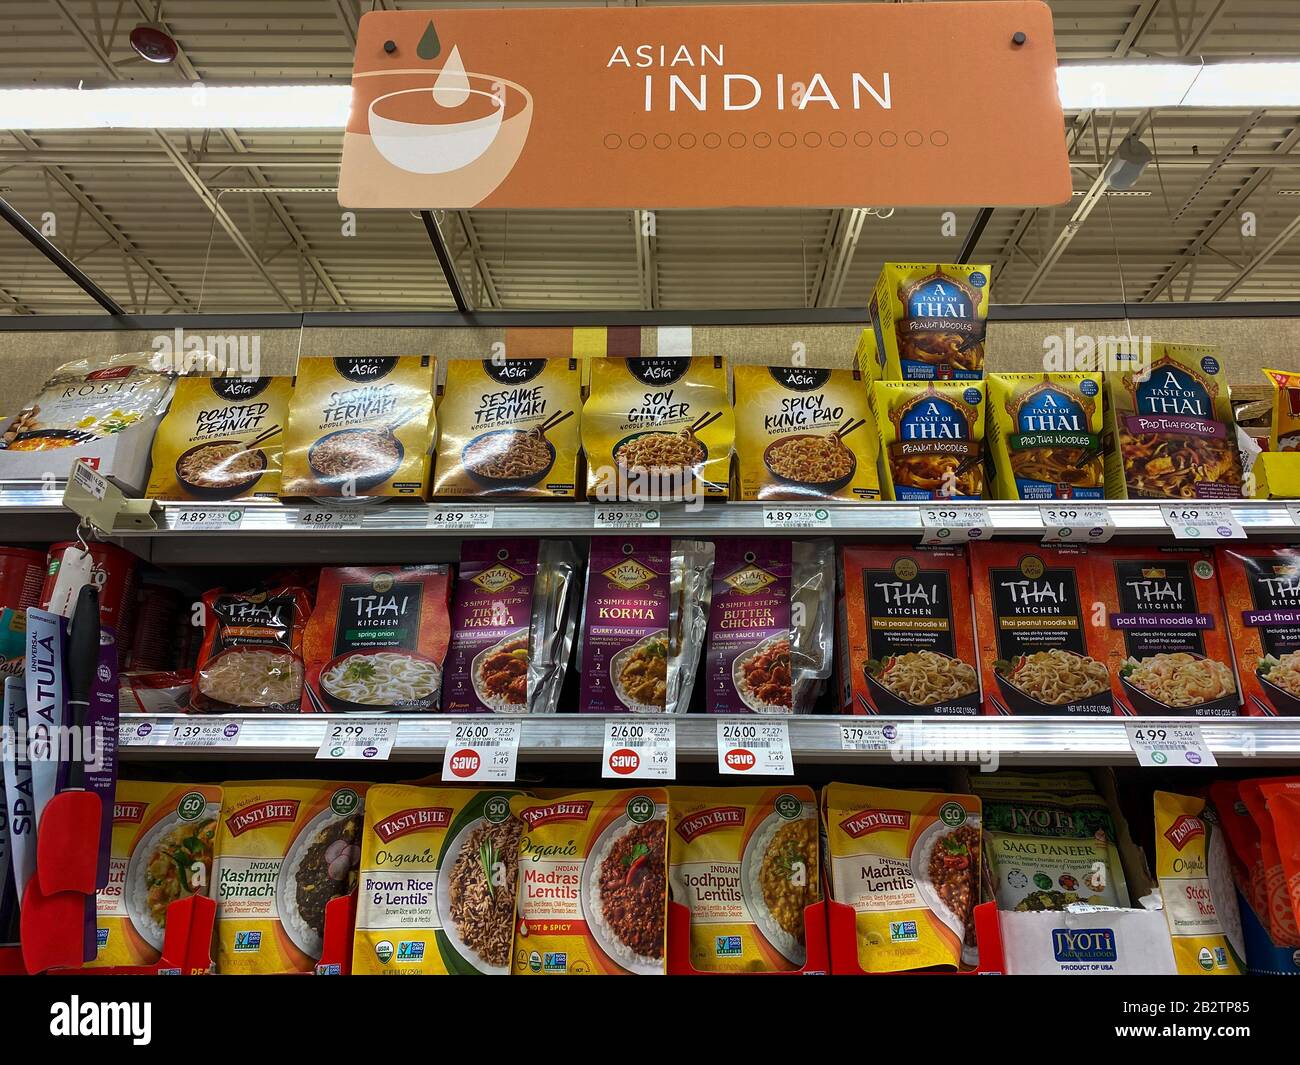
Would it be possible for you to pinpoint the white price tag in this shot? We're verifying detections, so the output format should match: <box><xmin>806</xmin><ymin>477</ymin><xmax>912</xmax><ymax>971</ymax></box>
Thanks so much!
<box><xmin>762</xmin><ymin>506</ymin><xmax>832</xmax><ymax>530</ymax></box>
<box><xmin>426</xmin><ymin>507</ymin><xmax>495</xmax><ymax>531</ymax></box>
<box><xmin>1160</xmin><ymin>505</ymin><xmax>1244</xmax><ymax>541</ymax></box>
<box><xmin>839</xmin><ymin>721</ymin><xmax>900</xmax><ymax>752</ymax></box>
<box><xmin>1285</xmin><ymin>504</ymin><xmax>1300</xmax><ymax>528</ymax></box>
<box><xmin>295</xmin><ymin>505</ymin><xmax>365</xmax><ymax>530</ymax></box>
<box><xmin>716</xmin><ymin>719</ymin><xmax>794</xmax><ymax>776</ymax></box>
<box><xmin>166</xmin><ymin>720</ymin><xmax>242</xmax><ymax>748</ymax></box>
<box><xmin>316</xmin><ymin>720</ymin><xmax>396</xmax><ymax>761</ymax></box>
<box><xmin>172</xmin><ymin>507</ymin><xmax>245</xmax><ymax>531</ymax></box>
<box><xmin>443</xmin><ymin>719</ymin><xmax>521</xmax><ymax>782</ymax></box>
<box><xmin>118</xmin><ymin>720</ymin><xmax>159</xmax><ymax>747</ymax></box>
<box><xmin>1039</xmin><ymin>504</ymin><xmax>1115</xmax><ymax>543</ymax></box>
<box><xmin>1125</xmin><ymin>723</ymin><xmax>1218</xmax><ymax>768</ymax></box>
<box><xmin>593</xmin><ymin>505</ymin><xmax>660</xmax><ymax>530</ymax></box>
<box><xmin>72</xmin><ymin>460</ymin><xmax>108</xmax><ymax>500</ymax></box>
<box><xmin>601</xmin><ymin>718</ymin><xmax>676</xmax><ymax>780</ymax></box>
<box><xmin>920</xmin><ymin>505</ymin><xmax>994</xmax><ymax>545</ymax></box>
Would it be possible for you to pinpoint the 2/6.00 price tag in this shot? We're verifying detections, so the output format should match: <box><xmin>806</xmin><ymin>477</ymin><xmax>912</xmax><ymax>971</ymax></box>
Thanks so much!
<box><xmin>1160</xmin><ymin>505</ymin><xmax>1244</xmax><ymax>541</ymax></box>
<box><xmin>717</xmin><ymin>719</ymin><xmax>793</xmax><ymax>776</ymax></box>
<box><xmin>1125</xmin><ymin>723</ymin><xmax>1218</xmax><ymax>768</ymax></box>
<box><xmin>316</xmin><ymin>720</ymin><xmax>396</xmax><ymax>761</ymax></box>
<box><xmin>920</xmin><ymin>505</ymin><xmax>994</xmax><ymax>545</ymax></box>
<box><xmin>602</xmin><ymin>719</ymin><xmax>676</xmax><ymax>780</ymax></box>
<box><xmin>442</xmin><ymin>719</ymin><xmax>521</xmax><ymax>782</ymax></box>
<box><xmin>1039</xmin><ymin>505</ymin><xmax>1115</xmax><ymax>543</ymax></box>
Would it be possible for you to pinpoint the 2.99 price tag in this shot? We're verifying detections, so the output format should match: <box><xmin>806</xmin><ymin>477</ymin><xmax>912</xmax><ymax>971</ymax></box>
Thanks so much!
<box><xmin>1039</xmin><ymin>505</ymin><xmax>1115</xmax><ymax>543</ymax></box>
<box><xmin>717</xmin><ymin>719</ymin><xmax>793</xmax><ymax>776</ymax></box>
<box><xmin>1125</xmin><ymin>723</ymin><xmax>1218</xmax><ymax>768</ymax></box>
<box><xmin>442</xmin><ymin>719</ymin><xmax>521</xmax><ymax>782</ymax></box>
<box><xmin>920</xmin><ymin>505</ymin><xmax>993</xmax><ymax>545</ymax></box>
<box><xmin>316</xmin><ymin>720</ymin><xmax>396</xmax><ymax>761</ymax></box>
<box><xmin>1160</xmin><ymin>505</ymin><xmax>1244</xmax><ymax>541</ymax></box>
<box><xmin>602</xmin><ymin>719</ymin><xmax>676</xmax><ymax>780</ymax></box>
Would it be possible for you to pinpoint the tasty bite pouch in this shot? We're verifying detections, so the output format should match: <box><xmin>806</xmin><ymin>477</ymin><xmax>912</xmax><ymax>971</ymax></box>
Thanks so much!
<box><xmin>1154</xmin><ymin>791</ymin><xmax>1245</xmax><ymax>975</ymax></box>
<box><xmin>667</xmin><ymin>786</ymin><xmax>819</xmax><ymax>972</ymax></box>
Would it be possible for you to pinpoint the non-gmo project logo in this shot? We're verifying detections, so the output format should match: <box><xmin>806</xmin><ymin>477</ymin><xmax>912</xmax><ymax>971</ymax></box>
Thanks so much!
<box><xmin>715</xmin><ymin>935</ymin><xmax>743</xmax><ymax>957</ymax></box>
<box><xmin>234</xmin><ymin>930</ymin><xmax>262</xmax><ymax>953</ymax></box>
<box><xmin>890</xmin><ymin>920</ymin><xmax>918</xmax><ymax>942</ymax></box>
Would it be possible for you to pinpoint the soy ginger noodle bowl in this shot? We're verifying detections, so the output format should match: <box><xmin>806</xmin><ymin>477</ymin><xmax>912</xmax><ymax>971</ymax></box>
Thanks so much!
<box><xmin>616</xmin><ymin>431</ymin><xmax>704</xmax><ymax>474</ymax></box>
<box><xmin>1001</xmin><ymin>649</ymin><xmax>1110</xmax><ymax>705</ymax></box>
<box><xmin>875</xmin><ymin>651</ymin><xmax>978</xmax><ymax>706</ymax></box>
<box><xmin>1124</xmin><ymin>652</ymin><xmax>1236</xmax><ymax>708</ymax></box>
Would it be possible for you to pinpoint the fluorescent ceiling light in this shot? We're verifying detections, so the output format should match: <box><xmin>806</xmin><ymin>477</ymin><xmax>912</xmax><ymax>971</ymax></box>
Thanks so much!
<box><xmin>1057</xmin><ymin>61</ymin><xmax>1300</xmax><ymax>110</ymax></box>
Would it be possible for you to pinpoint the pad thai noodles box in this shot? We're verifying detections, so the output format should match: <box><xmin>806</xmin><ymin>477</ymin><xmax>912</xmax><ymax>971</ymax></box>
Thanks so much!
<box><xmin>1092</xmin><ymin>545</ymin><xmax>1240</xmax><ymax>717</ymax></box>
<box><xmin>511</xmin><ymin>789</ymin><xmax>668</xmax><ymax>975</ymax></box>
<box><xmin>838</xmin><ymin>544</ymin><xmax>980</xmax><ymax>716</ymax></box>
<box><xmin>146</xmin><ymin>376</ymin><xmax>291</xmax><ymax>501</ymax></box>
<box><xmin>868</xmin><ymin>263</ymin><xmax>990</xmax><ymax>381</ymax></box>
<box><xmin>667</xmin><ymin>786</ymin><xmax>819</xmax><ymax>973</ymax></box>
<box><xmin>581</xmin><ymin>356</ymin><xmax>734</xmax><ymax>501</ymax></box>
<box><xmin>304</xmin><ymin>566</ymin><xmax>451</xmax><ymax>713</ymax></box>
<box><xmin>732</xmin><ymin>365</ymin><xmax>880</xmax><ymax>502</ymax></box>
<box><xmin>442</xmin><ymin>540</ymin><xmax>580</xmax><ymax>714</ymax></box>
<box><xmin>281</xmin><ymin>355</ymin><xmax>435</xmax><ymax>499</ymax></box>
<box><xmin>1218</xmin><ymin>546</ymin><xmax>1300</xmax><ymax>716</ymax></box>
<box><xmin>1153</xmin><ymin>791</ymin><xmax>1245</xmax><ymax>975</ymax></box>
<box><xmin>352</xmin><ymin>785</ymin><xmax>525</xmax><ymax>975</ymax></box>
<box><xmin>214</xmin><ymin>780</ymin><xmax>368</xmax><ymax>975</ymax></box>
<box><xmin>871</xmin><ymin>381</ymin><xmax>986</xmax><ymax>500</ymax></box>
<box><xmin>1102</xmin><ymin>343</ymin><xmax>1243</xmax><ymax>499</ymax></box>
<box><xmin>704</xmin><ymin>540</ymin><xmax>834</xmax><ymax>715</ymax></box>
<box><xmin>433</xmin><ymin>357</ymin><xmax>581</xmax><ymax>498</ymax></box>
<box><xmin>577</xmin><ymin>538</ymin><xmax>714</xmax><ymax>714</ymax></box>
<box><xmin>970</xmin><ymin>542</ymin><xmax>1115</xmax><ymax>716</ymax></box>
<box><xmin>821</xmin><ymin>783</ymin><xmax>981</xmax><ymax>972</ymax></box>
<box><xmin>986</xmin><ymin>372</ymin><xmax>1104</xmax><ymax>500</ymax></box>
<box><xmin>86</xmin><ymin>781</ymin><xmax>221</xmax><ymax>968</ymax></box>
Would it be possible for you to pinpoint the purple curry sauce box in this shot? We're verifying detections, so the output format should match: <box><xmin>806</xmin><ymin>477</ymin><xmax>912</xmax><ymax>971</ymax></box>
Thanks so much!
<box><xmin>579</xmin><ymin>538</ymin><xmax>670</xmax><ymax>713</ymax></box>
<box><xmin>706</xmin><ymin>541</ymin><xmax>793</xmax><ymax>714</ymax></box>
<box><xmin>443</xmin><ymin>540</ymin><xmax>539</xmax><ymax>713</ymax></box>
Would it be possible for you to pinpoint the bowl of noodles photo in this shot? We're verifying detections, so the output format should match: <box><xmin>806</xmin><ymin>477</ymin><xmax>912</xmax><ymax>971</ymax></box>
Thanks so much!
<box><xmin>612</xmin><ymin>430</ymin><xmax>707</xmax><ymax>482</ymax></box>
<box><xmin>470</xmin><ymin>629</ymin><xmax>530</xmax><ymax>712</ymax></box>
<box><xmin>196</xmin><ymin>645</ymin><xmax>303</xmax><ymax>711</ymax></box>
<box><xmin>307</xmin><ymin>427</ymin><xmax>405</xmax><ymax>493</ymax></box>
<box><xmin>1119</xmin><ymin>652</ymin><xmax>1239</xmax><ymax>717</ymax></box>
<box><xmin>124</xmin><ymin>800</ymin><xmax>219</xmax><ymax>951</ymax></box>
<box><xmin>993</xmin><ymin>648</ymin><xmax>1114</xmax><ymax>716</ymax></box>
<box><xmin>864</xmin><ymin>650</ymin><xmax>981</xmax><ymax>716</ymax></box>
<box><xmin>318</xmin><ymin>648</ymin><xmax>442</xmax><ymax>712</ymax></box>
<box><xmin>610</xmin><ymin>631</ymin><xmax>669</xmax><ymax>713</ymax></box>
<box><xmin>1256</xmin><ymin>653</ymin><xmax>1300</xmax><ymax>715</ymax></box>
<box><xmin>762</xmin><ymin>433</ymin><xmax>856</xmax><ymax>495</ymax></box>
<box><xmin>461</xmin><ymin>428</ymin><xmax>556</xmax><ymax>491</ymax></box>
<box><xmin>175</xmin><ymin>438</ymin><xmax>269</xmax><ymax>499</ymax></box>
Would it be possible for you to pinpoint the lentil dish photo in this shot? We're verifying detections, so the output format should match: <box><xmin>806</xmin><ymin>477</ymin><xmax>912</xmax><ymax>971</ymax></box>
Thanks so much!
<box><xmin>447</xmin><ymin>815</ymin><xmax>524</xmax><ymax>970</ymax></box>
<box><xmin>594</xmin><ymin>817</ymin><xmax>667</xmax><ymax>966</ymax></box>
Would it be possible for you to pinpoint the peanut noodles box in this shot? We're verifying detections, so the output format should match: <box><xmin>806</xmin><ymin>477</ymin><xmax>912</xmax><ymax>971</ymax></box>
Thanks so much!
<box><xmin>214</xmin><ymin>780</ymin><xmax>368</xmax><ymax>974</ymax></box>
<box><xmin>511</xmin><ymin>789</ymin><xmax>668</xmax><ymax>975</ymax></box>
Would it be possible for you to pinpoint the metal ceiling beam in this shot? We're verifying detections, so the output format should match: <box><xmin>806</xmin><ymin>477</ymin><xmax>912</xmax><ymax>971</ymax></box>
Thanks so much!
<box><xmin>0</xmin><ymin>150</ymin><xmax>340</xmax><ymax>168</ymax></box>
<box><xmin>814</xmin><ymin>209</ymin><xmax>867</xmax><ymax>308</ymax></box>
<box><xmin>957</xmin><ymin>208</ymin><xmax>994</xmax><ymax>264</ymax></box>
<box><xmin>633</xmin><ymin>210</ymin><xmax>658</xmax><ymax>310</ymax></box>
<box><xmin>0</xmin><ymin>195</ymin><xmax>125</xmax><ymax>314</ymax></box>
<box><xmin>420</xmin><ymin>210</ymin><xmax>472</xmax><ymax>314</ymax></box>
<box><xmin>455</xmin><ymin>211</ymin><xmax>500</xmax><ymax>309</ymax></box>
<box><xmin>1213</xmin><ymin>210</ymin><xmax>1300</xmax><ymax>300</ymax></box>
<box><xmin>1170</xmin><ymin>111</ymin><xmax>1266</xmax><ymax>224</ymax></box>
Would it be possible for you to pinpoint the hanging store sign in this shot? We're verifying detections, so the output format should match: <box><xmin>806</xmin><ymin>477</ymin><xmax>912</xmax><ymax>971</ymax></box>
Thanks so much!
<box><xmin>338</xmin><ymin>2</ymin><xmax>1070</xmax><ymax>210</ymax></box>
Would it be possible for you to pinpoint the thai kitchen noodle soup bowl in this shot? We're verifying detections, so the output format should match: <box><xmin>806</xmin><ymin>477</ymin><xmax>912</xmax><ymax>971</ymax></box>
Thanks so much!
<box><xmin>433</xmin><ymin>812</ymin><xmax>520</xmax><ymax>974</ymax></box>
<box><xmin>124</xmin><ymin>800</ymin><xmax>220</xmax><ymax>951</ymax></box>
<box><xmin>910</xmin><ymin>813</ymin><xmax>982</xmax><ymax>967</ymax></box>
<box><xmin>470</xmin><ymin>628</ymin><xmax>531</xmax><ymax>712</ymax></box>
<box><xmin>318</xmin><ymin>647</ymin><xmax>442</xmax><ymax>712</ymax></box>
<box><xmin>1119</xmin><ymin>652</ymin><xmax>1240</xmax><ymax>717</ymax></box>
<box><xmin>197</xmin><ymin>645</ymin><xmax>303</xmax><ymax>711</ymax></box>
<box><xmin>276</xmin><ymin>804</ymin><xmax>362</xmax><ymax>961</ymax></box>
<box><xmin>307</xmin><ymin>426</ymin><xmax>405</xmax><ymax>493</ymax></box>
<box><xmin>993</xmin><ymin>654</ymin><xmax>1113</xmax><ymax>716</ymax></box>
<box><xmin>581</xmin><ymin>803</ymin><xmax>669</xmax><ymax>974</ymax></box>
<box><xmin>174</xmin><ymin>437</ymin><xmax>268</xmax><ymax>499</ymax></box>
<box><xmin>732</xmin><ymin>632</ymin><xmax>795</xmax><ymax>714</ymax></box>
<box><xmin>762</xmin><ymin>433</ymin><xmax>857</xmax><ymax>495</ymax></box>
<box><xmin>609</xmin><ymin>629</ymin><xmax>670</xmax><ymax>713</ymax></box>
<box><xmin>462</xmin><ymin>428</ymin><xmax>556</xmax><ymax>491</ymax></box>
<box><xmin>863</xmin><ymin>655</ymin><xmax>982</xmax><ymax>716</ymax></box>
<box><xmin>739</xmin><ymin>807</ymin><xmax>813</xmax><ymax>966</ymax></box>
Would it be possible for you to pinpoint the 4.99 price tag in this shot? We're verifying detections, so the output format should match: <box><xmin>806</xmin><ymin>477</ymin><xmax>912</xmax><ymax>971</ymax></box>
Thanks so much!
<box><xmin>1125</xmin><ymin>723</ymin><xmax>1218</xmax><ymax>768</ymax></box>
<box><xmin>602</xmin><ymin>719</ymin><xmax>676</xmax><ymax>780</ymax></box>
<box><xmin>442</xmin><ymin>719</ymin><xmax>521</xmax><ymax>782</ymax></box>
<box><xmin>716</xmin><ymin>719</ymin><xmax>793</xmax><ymax>776</ymax></box>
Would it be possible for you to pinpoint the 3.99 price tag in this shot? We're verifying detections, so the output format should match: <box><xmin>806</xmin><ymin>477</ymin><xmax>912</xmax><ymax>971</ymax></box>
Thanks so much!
<box><xmin>920</xmin><ymin>505</ymin><xmax>993</xmax><ymax>545</ymax></box>
<box><xmin>316</xmin><ymin>720</ymin><xmax>396</xmax><ymax>761</ymax></box>
<box><xmin>1039</xmin><ymin>505</ymin><xmax>1115</xmax><ymax>543</ymax></box>
<box><xmin>602</xmin><ymin>719</ymin><xmax>676</xmax><ymax>780</ymax></box>
<box><xmin>1125</xmin><ymin>723</ymin><xmax>1218</xmax><ymax>768</ymax></box>
<box><xmin>1160</xmin><ymin>505</ymin><xmax>1244</xmax><ymax>541</ymax></box>
<box><xmin>717</xmin><ymin>719</ymin><xmax>793</xmax><ymax>776</ymax></box>
<box><xmin>442</xmin><ymin>719</ymin><xmax>521</xmax><ymax>782</ymax></box>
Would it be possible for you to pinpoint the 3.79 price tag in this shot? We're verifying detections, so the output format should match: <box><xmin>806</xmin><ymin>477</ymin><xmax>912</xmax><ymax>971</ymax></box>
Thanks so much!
<box><xmin>1125</xmin><ymin>723</ymin><xmax>1218</xmax><ymax>768</ymax></box>
<box><xmin>602</xmin><ymin>719</ymin><xmax>676</xmax><ymax>780</ymax></box>
<box><xmin>920</xmin><ymin>505</ymin><xmax>993</xmax><ymax>545</ymax></box>
<box><xmin>316</xmin><ymin>720</ymin><xmax>396</xmax><ymax>761</ymax></box>
<box><xmin>442</xmin><ymin>719</ymin><xmax>521</xmax><ymax>782</ymax></box>
<box><xmin>716</xmin><ymin>719</ymin><xmax>793</xmax><ymax>776</ymax></box>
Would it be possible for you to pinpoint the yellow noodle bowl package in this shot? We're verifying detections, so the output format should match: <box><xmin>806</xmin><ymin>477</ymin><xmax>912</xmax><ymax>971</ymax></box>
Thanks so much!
<box><xmin>822</xmin><ymin>782</ymin><xmax>981</xmax><ymax>972</ymax></box>
<box><xmin>668</xmin><ymin>786</ymin><xmax>819</xmax><ymax>972</ymax></box>
<box><xmin>1154</xmin><ymin>791</ymin><xmax>1245</xmax><ymax>975</ymax></box>
<box><xmin>352</xmin><ymin>785</ymin><xmax>526</xmax><ymax>975</ymax></box>
<box><xmin>213</xmin><ymin>780</ymin><xmax>368</xmax><ymax>974</ymax></box>
<box><xmin>87</xmin><ymin>781</ymin><xmax>222</xmax><ymax>968</ymax></box>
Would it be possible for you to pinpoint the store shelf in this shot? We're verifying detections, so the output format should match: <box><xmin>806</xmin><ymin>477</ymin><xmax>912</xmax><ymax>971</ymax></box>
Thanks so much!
<box><xmin>116</xmin><ymin>713</ymin><xmax>1300</xmax><ymax>766</ymax></box>
<box><xmin>0</xmin><ymin>484</ymin><xmax>81</xmax><ymax>541</ymax></box>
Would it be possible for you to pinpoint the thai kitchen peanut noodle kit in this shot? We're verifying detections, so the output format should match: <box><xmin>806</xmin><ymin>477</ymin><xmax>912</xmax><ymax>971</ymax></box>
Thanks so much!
<box><xmin>1094</xmin><ymin>545</ymin><xmax>1239</xmax><ymax>717</ymax></box>
<box><xmin>147</xmin><ymin>376</ymin><xmax>291</xmax><ymax>501</ymax></box>
<box><xmin>281</xmin><ymin>355</ymin><xmax>435</xmax><ymax>499</ymax></box>
<box><xmin>434</xmin><ymin>357</ymin><xmax>581</xmax><ymax>498</ymax></box>
<box><xmin>971</xmin><ymin>541</ymin><xmax>1114</xmax><ymax>716</ymax></box>
<box><xmin>352</xmin><ymin>785</ymin><xmax>526</xmax><ymax>975</ymax></box>
<box><xmin>868</xmin><ymin>263</ymin><xmax>991</xmax><ymax>381</ymax></box>
<box><xmin>839</xmin><ymin>543</ymin><xmax>980</xmax><ymax>716</ymax></box>
<box><xmin>443</xmin><ymin>540</ymin><xmax>580</xmax><ymax>713</ymax></box>
<box><xmin>871</xmin><ymin>381</ymin><xmax>986</xmax><ymax>500</ymax></box>
<box><xmin>986</xmin><ymin>372</ymin><xmax>1104</xmax><ymax>500</ymax></box>
<box><xmin>822</xmin><ymin>783</ymin><xmax>982</xmax><ymax>972</ymax></box>
<box><xmin>214</xmin><ymin>780</ymin><xmax>367</xmax><ymax>974</ymax></box>
<box><xmin>512</xmin><ymin>789</ymin><xmax>668</xmax><ymax>975</ymax></box>
<box><xmin>1218</xmin><ymin>545</ymin><xmax>1300</xmax><ymax>716</ymax></box>
<box><xmin>732</xmin><ymin>365</ymin><xmax>879</xmax><ymax>501</ymax></box>
<box><xmin>581</xmin><ymin>356</ymin><xmax>734</xmax><ymax>500</ymax></box>
<box><xmin>704</xmin><ymin>540</ymin><xmax>834</xmax><ymax>715</ymax></box>
<box><xmin>578</xmin><ymin>538</ymin><xmax>714</xmax><ymax>713</ymax></box>
<box><xmin>1102</xmin><ymin>343</ymin><xmax>1243</xmax><ymax>499</ymax></box>
<box><xmin>87</xmin><ymin>781</ymin><xmax>222</xmax><ymax>967</ymax></box>
<box><xmin>668</xmin><ymin>786</ymin><xmax>819</xmax><ymax>972</ymax></box>
<box><xmin>304</xmin><ymin>566</ymin><xmax>451</xmax><ymax>713</ymax></box>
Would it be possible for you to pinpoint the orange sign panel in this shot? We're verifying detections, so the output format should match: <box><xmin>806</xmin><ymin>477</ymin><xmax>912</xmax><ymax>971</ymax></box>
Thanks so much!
<box><xmin>338</xmin><ymin>2</ymin><xmax>1071</xmax><ymax>210</ymax></box>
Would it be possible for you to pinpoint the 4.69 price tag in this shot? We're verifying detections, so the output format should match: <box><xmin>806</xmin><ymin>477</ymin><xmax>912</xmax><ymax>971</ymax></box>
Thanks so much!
<box><xmin>602</xmin><ymin>718</ymin><xmax>676</xmax><ymax>780</ymax></box>
<box><xmin>443</xmin><ymin>719</ymin><xmax>521</xmax><ymax>782</ymax></box>
<box><xmin>717</xmin><ymin>719</ymin><xmax>793</xmax><ymax>776</ymax></box>
<box><xmin>1160</xmin><ymin>505</ymin><xmax>1244</xmax><ymax>541</ymax></box>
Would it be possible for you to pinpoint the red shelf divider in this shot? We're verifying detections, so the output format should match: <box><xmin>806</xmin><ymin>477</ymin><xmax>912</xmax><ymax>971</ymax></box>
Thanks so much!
<box><xmin>826</xmin><ymin>899</ymin><xmax>1004</xmax><ymax>976</ymax></box>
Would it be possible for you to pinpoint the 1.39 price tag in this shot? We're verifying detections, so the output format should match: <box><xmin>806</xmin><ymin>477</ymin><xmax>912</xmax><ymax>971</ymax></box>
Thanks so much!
<box><xmin>717</xmin><ymin>719</ymin><xmax>793</xmax><ymax>776</ymax></box>
<box><xmin>168</xmin><ymin>720</ymin><xmax>242</xmax><ymax>748</ymax></box>
<box><xmin>442</xmin><ymin>719</ymin><xmax>521</xmax><ymax>782</ymax></box>
<box><xmin>602</xmin><ymin>719</ymin><xmax>676</xmax><ymax>780</ymax></box>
